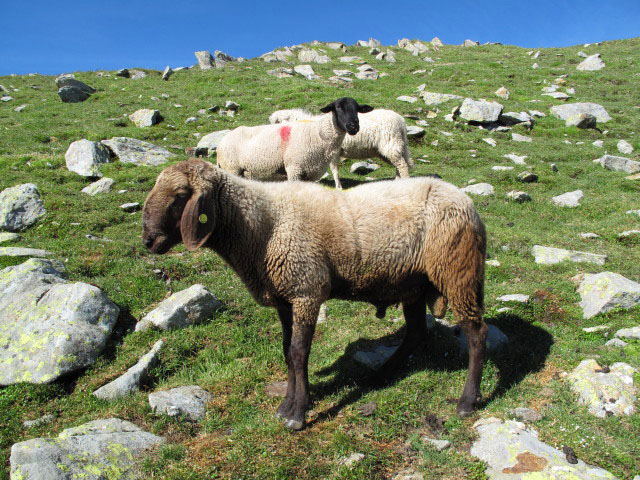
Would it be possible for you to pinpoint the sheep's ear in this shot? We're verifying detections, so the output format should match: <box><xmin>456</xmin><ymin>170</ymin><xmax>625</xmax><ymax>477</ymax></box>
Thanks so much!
<box><xmin>319</xmin><ymin>102</ymin><xmax>335</xmax><ymax>113</ymax></box>
<box><xmin>358</xmin><ymin>104</ymin><xmax>374</xmax><ymax>113</ymax></box>
<box><xmin>180</xmin><ymin>192</ymin><xmax>214</xmax><ymax>251</ymax></box>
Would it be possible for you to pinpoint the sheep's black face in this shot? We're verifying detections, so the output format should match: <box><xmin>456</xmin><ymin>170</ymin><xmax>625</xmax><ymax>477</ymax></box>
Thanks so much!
<box><xmin>320</xmin><ymin>97</ymin><xmax>374</xmax><ymax>135</ymax></box>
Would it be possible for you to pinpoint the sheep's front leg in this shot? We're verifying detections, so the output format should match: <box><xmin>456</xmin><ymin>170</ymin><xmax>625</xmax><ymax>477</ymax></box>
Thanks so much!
<box><xmin>329</xmin><ymin>158</ymin><xmax>342</xmax><ymax>190</ymax></box>
<box><xmin>456</xmin><ymin>319</ymin><xmax>488</xmax><ymax>415</ymax></box>
<box><xmin>275</xmin><ymin>304</ymin><xmax>296</xmax><ymax>420</ymax></box>
<box><xmin>282</xmin><ymin>302</ymin><xmax>318</xmax><ymax>430</ymax></box>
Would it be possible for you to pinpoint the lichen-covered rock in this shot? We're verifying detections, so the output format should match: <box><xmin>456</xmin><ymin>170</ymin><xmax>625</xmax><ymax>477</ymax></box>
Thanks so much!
<box><xmin>470</xmin><ymin>419</ymin><xmax>618</xmax><ymax>479</ymax></box>
<box><xmin>0</xmin><ymin>258</ymin><xmax>119</xmax><ymax>385</ymax></box>
<box><xmin>93</xmin><ymin>340</ymin><xmax>164</xmax><ymax>400</ymax></box>
<box><xmin>101</xmin><ymin>137</ymin><xmax>174</xmax><ymax>166</ymax></box>
<box><xmin>532</xmin><ymin>245</ymin><xmax>606</xmax><ymax>266</ymax></box>
<box><xmin>0</xmin><ymin>232</ymin><xmax>20</xmax><ymax>243</ymax></box>
<box><xmin>148</xmin><ymin>385</ymin><xmax>212</xmax><ymax>421</ymax></box>
<box><xmin>614</xmin><ymin>326</ymin><xmax>640</xmax><ymax>340</ymax></box>
<box><xmin>65</xmin><ymin>139</ymin><xmax>112</xmax><ymax>177</ymax></box>
<box><xmin>575</xmin><ymin>272</ymin><xmax>640</xmax><ymax>319</ymax></box>
<box><xmin>420</xmin><ymin>92</ymin><xmax>463</xmax><ymax>106</ymax></box>
<box><xmin>195</xmin><ymin>50</ymin><xmax>214</xmax><ymax>69</ymax></box>
<box><xmin>551</xmin><ymin>103</ymin><xmax>611</xmax><ymax>124</ymax></box>
<box><xmin>197</xmin><ymin>129</ymin><xmax>231</xmax><ymax>154</ymax></box>
<box><xmin>135</xmin><ymin>284</ymin><xmax>222</xmax><ymax>332</ymax></box>
<box><xmin>0</xmin><ymin>183</ymin><xmax>46</xmax><ymax>232</ymax></box>
<box><xmin>129</xmin><ymin>109</ymin><xmax>161</xmax><ymax>128</ymax></box>
<box><xmin>458</xmin><ymin>98</ymin><xmax>503</xmax><ymax>123</ymax></box>
<box><xmin>10</xmin><ymin>418</ymin><xmax>164</xmax><ymax>480</ymax></box>
<box><xmin>81</xmin><ymin>177</ymin><xmax>114</xmax><ymax>196</ymax></box>
<box><xmin>599</xmin><ymin>154</ymin><xmax>640</xmax><ymax>174</ymax></box>
<box><xmin>0</xmin><ymin>247</ymin><xmax>53</xmax><ymax>257</ymax></box>
<box><xmin>567</xmin><ymin>359</ymin><xmax>636</xmax><ymax>418</ymax></box>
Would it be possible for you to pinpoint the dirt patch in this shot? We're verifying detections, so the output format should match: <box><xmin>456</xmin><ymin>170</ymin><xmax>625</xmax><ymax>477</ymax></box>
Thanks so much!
<box><xmin>502</xmin><ymin>452</ymin><xmax>548</xmax><ymax>473</ymax></box>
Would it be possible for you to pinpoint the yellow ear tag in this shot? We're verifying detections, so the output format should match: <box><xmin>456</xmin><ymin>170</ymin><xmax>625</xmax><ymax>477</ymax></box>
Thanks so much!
<box><xmin>199</xmin><ymin>214</ymin><xmax>208</xmax><ymax>224</ymax></box>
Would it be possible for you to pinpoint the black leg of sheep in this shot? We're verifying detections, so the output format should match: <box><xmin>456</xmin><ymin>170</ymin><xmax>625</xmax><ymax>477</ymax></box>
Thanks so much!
<box><xmin>456</xmin><ymin>320</ymin><xmax>488</xmax><ymax>415</ymax></box>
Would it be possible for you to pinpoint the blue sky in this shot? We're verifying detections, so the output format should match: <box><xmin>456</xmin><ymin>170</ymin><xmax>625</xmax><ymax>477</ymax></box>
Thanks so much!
<box><xmin>2</xmin><ymin>1</ymin><xmax>638</xmax><ymax>76</ymax></box>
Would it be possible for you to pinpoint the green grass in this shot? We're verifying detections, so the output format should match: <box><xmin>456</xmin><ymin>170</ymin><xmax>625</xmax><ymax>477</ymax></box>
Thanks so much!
<box><xmin>1</xmin><ymin>37</ymin><xmax>639</xmax><ymax>479</ymax></box>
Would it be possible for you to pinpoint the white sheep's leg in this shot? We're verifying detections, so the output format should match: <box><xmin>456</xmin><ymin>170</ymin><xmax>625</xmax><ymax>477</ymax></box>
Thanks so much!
<box><xmin>275</xmin><ymin>304</ymin><xmax>296</xmax><ymax>420</ymax></box>
<box><xmin>456</xmin><ymin>319</ymin><xmax>488</xmax><ymax>416</ymax></box>
<box><xmin>282</xmin><ymin>302</ymin><xmax>318</xmax><ymax>430</ymax></box>
<box><xmin>329</xmin><ymin>159</ymin><xmax>342</xmax><ymax>190</ymax></box>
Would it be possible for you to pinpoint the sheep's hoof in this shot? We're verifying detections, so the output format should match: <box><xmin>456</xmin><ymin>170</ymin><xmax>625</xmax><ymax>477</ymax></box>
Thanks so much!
<box><xmin>284</xmin><ymin>418</ymin><xmax>304</xmax><ymax>430</ymax></box>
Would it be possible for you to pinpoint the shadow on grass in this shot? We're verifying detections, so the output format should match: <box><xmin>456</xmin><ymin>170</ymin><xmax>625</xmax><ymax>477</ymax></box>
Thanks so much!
<box><xmin>309</xmin><ymin>313</ymin><xmax>553</xmax><ymax>425</ymax></box>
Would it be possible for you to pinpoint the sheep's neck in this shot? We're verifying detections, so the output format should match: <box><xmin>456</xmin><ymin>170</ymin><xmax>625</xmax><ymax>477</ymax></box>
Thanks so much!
<box><xmin>318</xmin><ymin>112</ymin><xmax>346</xmax><ymax>146</ymax></box>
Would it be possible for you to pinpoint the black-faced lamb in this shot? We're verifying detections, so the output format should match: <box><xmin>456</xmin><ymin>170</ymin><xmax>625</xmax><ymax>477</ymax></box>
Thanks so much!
<box><xmin>217</xmin><ymin>97</ymin><xmax>373</xmax><ymax>189</ymax></box>
<box><xmin>142</xmin><ymin>158</ymin><xmax>488</xmax><ymax>430</ymax></box>
<box><xmin>269</xmin><ymin>107</ymin><xmax>413</xmax><ymax>180</ymax></box>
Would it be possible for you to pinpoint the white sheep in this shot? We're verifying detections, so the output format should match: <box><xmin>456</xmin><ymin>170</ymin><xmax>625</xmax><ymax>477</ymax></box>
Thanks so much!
<box><xmin>217</xmin><ymin>97</ymin><xmax>373</xmax><ymax>189</ymax></box>
<box><xmin>269</xmin><ymin>107</ymin><xmax>414</xmax><ymax>179</ymax></box>
<box><xmin>143</xmin><ymin>158</ymin><xmax>488</xmax><ymax>431</ymax></box>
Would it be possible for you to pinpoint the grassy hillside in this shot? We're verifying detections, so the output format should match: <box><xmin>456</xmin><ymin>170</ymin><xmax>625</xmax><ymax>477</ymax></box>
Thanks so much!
<box><xmin>0</xmin><ymin>37</ymin><xmax>639</xmax><ymax>479</ymax></box>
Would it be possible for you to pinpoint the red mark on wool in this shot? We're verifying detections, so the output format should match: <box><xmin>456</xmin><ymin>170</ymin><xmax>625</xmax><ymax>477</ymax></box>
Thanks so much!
<box><xmin>279</xmin><ymin>126</ymin><xmax>291</xmax><ymax>142</ymax></box>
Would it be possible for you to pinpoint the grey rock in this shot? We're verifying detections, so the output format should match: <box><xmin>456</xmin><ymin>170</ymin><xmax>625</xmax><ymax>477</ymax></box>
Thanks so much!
<box><xmin>614</xmin><ymin>326</ymin><xmax>640</xmax><ymax>340</ymax></box>
<box><xmin>510</xmin><ymin>407</ymin><xmax>542</xmax><ymax>422</ymax></box>
<box><xmin>567</xmin><ymin>359</ymin><xmax>636</xmax><ymax>417</ymax></box>
<box><xmin>552</xmin><ymin>190</ymin><xmax>583</xmax><ymax>208</ymax></box>
<box><xmin>392</xmin><ymin>470</ymin><xmax>424</xmax><ymax>480</ymax></box>
<box><xmin>431</xmin><ymin>37</ymin><xmax>444</xmax><ymax>47</ymax></box>
<box><xmin>195</xmin><ymin>50</ymin><xmax>214</xmax><ymax>69</ymax></box>
<box><xmin>504</xmin><ymin>153</ymin><xmax>527</xmax><ymax>165</ymax></box>
<box><xmin>462</xmin><ymin>39</ymin><xmax>479</xmax><ymax>47</ymax></box>
<box><xmin>101</xmin><ymin>137</ymin><xmax>174</xmax><ymax>166</ymax></box>
<box><xmin>512</xmin><ymin>133</ymin><xmax>532</xmax><ymax>142</ymax></box>
<box><xmin>115</xmin><ymin>69</ymin><xmax>130</xmax><ymax>77</ymax></box>
<box><xmin>406</xmin><ymin>126</ymin><xmax>425</xmax><ymax>138</ymax></box>
<box><xmin>129</xmin><ymin>109</ymin><xmax>161</xmax><ymax>128</ymax></box>
<box><xmin>421</xmin><ymin>92</ymin><xmax>463</xmax><ymax>106</ymax></box>
<box><xmin>577</xmin><ymin>53</ymin><xmax>605</xmax><ymax>71</ymax></box>
<box><xmin>23</xmin><ymin>414</ymin><xmax>55</xmax><ymax>428</ymax></box>
<box><xmin>617</xmin><ymin>139</ymin><xmax>634</xmax><ymax>154</ymax></box>
<box><xmin>497</xmin><ymin>294</ymin><xmax>529</xmax><ymax>303</ymax></box>
<box><xmin>120</xmin><ymin>202</ymin><xmax>140</xmax><ymax>212</ymax></box>
<box><xmin>57</xmin><ymin>86</ymin><xmax>91</xmax><ymax>103</ymax></box>
<box><xmin>456</xmin><ymin>324</ymin><xmax>508</xmax><ymax>353</ymax></box>
<box><xmin>1</xmin><ymin>95</ymin><xmax>14</xmax><ymax>102</ymax></box>
<box><xmin>355</xmin><ymin>68</ymin><xmax>379</xmax><ymax>80</ymax></box>
<box><xmin>10</xmin><ymin>418</ymin><xmax>164</xmax><ymax>480</ymax></box>
<box><xmin>333</xmin><ymin>69</ymin><xmax>353</xmax><ymax>76</ymax></box>
<box><xmin>397</xmin><ymin>95</ymin><xmax>417</xmax><ymax>103</ymax></box>
<box><xmin>506</xmin><ymin>191</ymin><xmax>531</xmax><ymax>203</ymax></box>
<box><xmin>568</xmin><ymin>112</ymin><xmax>597</xmax><ymax>129</ymax></box>
<box><xmin>580</xmin><ymin>232</ymin><xmax>599</xmax><ymax>239</ymax></box>
<box><xmin>149</xmin><ymin>385</ymin><xmax>212</xmax><ymax>421</ymax></box>
<box><xmin>483</xmin><ymin>138</ymin><xmax>497</xmax><ymax>147</ymax></box>
<box><xmin>350</xmin><ymin>161</ymin><xmax>380</xmax><ymax>175</ymax></box>
<box><xmin>533</xmin><ymin>245</ymin><xmax>606</xmax><ymax>266</ymax></box>
<box><xmin>0</xmin><ymin>183</ymin><xmax>46</xmax><ymax>231</ymax></box>
<box><xmin>499</xmin><ymin>111</ymin><xmax>532</xmax><ymax>126</ymax></box>
<box><xmin>135</xmin><ymin>284</ymin><xmax>222</xmax><ymax>332</ymax></box>
<box><xmin>578</xmin><ymin>51</ymin><xmax>588</xmax><ymax>58</ymax></box>
<box><xmin>627</xmin><ymin>209</ymin><xmax>640</xmax><ymax>216</ymax></box>
<box><xmin>0</xmin><ymin>232</ymin><xmax>20</xmax><ymax>243</ymax></box>
<box><xmin>197</xmin><ymin>129</ymin><xmax>231</xmax><ymax>154</ymax></box>
<box><xmin>422</xmin><ymin>437</ymin><xmax>450</xmax><ymax>451</ymax></box>
<box><xmin>353</xmin><ymin>344</ymin><xmax>398</xmax><ymax>369</ymax></box>
<box><xmin>471</xmin><ymin>418</ymin><xmax>618</xmax><ymax>479</ymax></box>
<box><xmin>326</xmin><ymin>42</ymin><xmax>347</xmax><ymax>51</ymax></box>
<box><xmin>214</xmin><ymin>50</ymin><xmax>236</xmax><ymax>67</ymax></box>
<box><xmin>55</xmin><ymin>75</ymin><xmax>95</xmax><ymax>95</ymax></box>
<box><xmin>517</xmin><ymin>171</ymin><xmax>538</xmax><ymax>183</ymax></box>
<box><xmin>461</xmin><ymin>183</ymin><xmax>494</xmax><ymax>196</ymax></box>
<box><xmin>129</xmin><ymin>69</ymin><xmax>147</xmax><ymax>79</ymax></box>
<box><xmin>600</xmin><ymin>154</ymin><xmax>640</xmax><ymax>174</ymax></box>
<box><xmin>65</xmin><ymin>139</ymin><xmax>112</xmax><ymax>177</ymax></box>
<box><xmin>605</xmin><ymin>338</ymin><xmax>628</xmax><ymax>348</ymax></box>
<box><xmin>542</xmin><ymin>91</ymin><xmax>571</xmax><ymax>100</ymax></box>
<box><xmin>618</xmin><ymin>230</ymin><xmax>640</xmax><ymax>242</ymax></box>
<box><xmin>339</xmin><ymin>56</ymin><xmax>364</xmax><ymax>63</ymax></box>
<box><xmin>339</xmin><ymin>452</ymin><xmax>365</xmax><ymax>467</ymax></box>
<box><xmin>582</xmin><ymin>325</ymin><xmax>610</xmax><ymax>333</ymax></box>
<box><xmin>551</xmin><ymin>103</ymin><xmax>611</xmax><ymax>124</ymax></box>
<box><xmin>93</xmin><ymin>340</ymin><xmax>164</xmax><ymax>400</ymax></box>
<box><xmin>161</xmin><ymin>66</ymin><xmax>173</xmax><ymax>81</ymax></box>
<box><xmin>0</xmin><ymin>247</ymin><xmax>53</xmax><ymax>257</ymax></box>
<box><xmin>0</xmin><ymin>258</ymin><xmax>119</xmax><ymax>385</ymax></box>
<box><xmin>294</xmin><ymin>64</ymin><xmax>319</xmax><ymax>80</ymax></box>
<box><xmin>575</xmin><ymin>272</ymin><xmax>640</xmax><ymax>319</ymax></box>
<box><xmin>458</xmin><ymin>98</ymin><xmax>503</xmax><ymax>123</ymax></box>
<box><xmin>298</xmin><ymin>49</ymin><xmax>330</xmax><ymax>64</ymax></box>
<box><xmin>267</xmin><ymin>67</ymin><xmax>295</xmax><ymax>78</ymax></box>
<box><xmin>14</xmin><ymin>104</ymin><xmax>27</xmax><ymax>112</ymax></box>
<box><xmin>266</xmin><ymin>380</ymin><xmax>288</xmax><ymax>397</ymax></box>
<box><xmin>495</xmin><ymin>87</ymin><xmax>509</xmax><ymax>99</ymax></box>
<box><xmin>185</xmin><ymin>116</ymin><xmax>197</xmax><ymax>124</ymax></box>
<box><xmin>82</xmin><ymin>177</ymin><xmax>114</xmax><ymax>195</ymax></box>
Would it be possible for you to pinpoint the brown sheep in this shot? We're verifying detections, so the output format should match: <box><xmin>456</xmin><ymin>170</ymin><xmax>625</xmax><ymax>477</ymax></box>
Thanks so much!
<box><xmin>142</xmin><ymin>158</ymin><xmax>488</xmax><ymax>430</ymax></box>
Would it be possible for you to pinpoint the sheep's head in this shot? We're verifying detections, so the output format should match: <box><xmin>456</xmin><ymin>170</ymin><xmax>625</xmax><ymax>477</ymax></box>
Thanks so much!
<box><xmin>142</xmin><ymin>158</ymin><xmax>215</xmax><ymax>254</ymax></box>
<box><xmin>320</xmin><ymin>97</ymin><xmax>373</xmax><ymax>135</ymax></box>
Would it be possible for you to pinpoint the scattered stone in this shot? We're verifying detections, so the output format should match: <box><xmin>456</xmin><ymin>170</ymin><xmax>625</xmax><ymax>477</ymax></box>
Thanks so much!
<box><xmin>580</xmin><ymin>232</ymin><xmax>599</xmax><ymax>239</ymax></box>
<box><xmin>626</xmin><ymin>173</ymin><xmax>640</xmax><ymax>181</ymax></box>
<box><xmin>0</xmin><ymin>183</ymin><xmax>46</xmax><ymax>231</ymax></box>
<box><xmin>185</xmin><ymin>116</ymin><xmax>197</xmax><ymax>124</ymax></box>
<box><xmin>567</xmin><ymin>359</ymin><xmax>636</xmax><ymax>417</ymax></box>
<box><xmin>420</xmin><ymin>92</ymin><xmax>463</xmax><ymax>105</ymax></box>
<box><xmin>120</xmin><ymin>202</ymin><xmax>140</xmax><ymax>212</ymax></box>
<box><xmin>575</xmin><ymin>272</ymin><xmax>640</xmax><ymax>319</ymax></box>
<box><xmin>582</xmin><ymin>325</ymin><xmax>610</xmax><ymax>333</ymax></box>
<box><xmin>406</xmin><ymin>126</ymin><xmax>426</xmax><ymax>138</ymax></box>
<box><xmin>462</xmin><ymin>39</ymin><xmax>479</xmax><ymax>47</ymax></box>
<box><xmin>497</xmin><ymin>294</ymin><xmax>529</xmax><ymax>303</ymax></box>
<box><xmin>617</xmin><ymin>139</ymin><xmax>634</xmax><ymax>154</ymax></box>
<box><xmin>115</xmin><ymin>69</ymin><xmax>130</xmax><ymax>77</ymax></box>
<box><xmin>129</xmin><ymin>69</ymin><xmax>146</xmax><ymax>79</ymax></box>
<box><xmin>93</xmin><ymin>340</ymin><xmax>164</xmax><ymax>400</ymax></box>
<box><xmin>10</xmin><ymin>418</ymin><xmax>164</xmax><ymax>480</ymax></box>
<box><xmin>267</xmin><ymin>67</ymin><xmax>295</xmax><ymax>78</ymax></box>
<box><xmin>1</xmin><ymin>95</ymin><xmax>14</xmax><ymax>102</ymax></box>
<box><xmin>162</xmin><ymin>66</ymin><xmax>173</xmax><ymax>81</ymax></box>
<box><xmin>618</xmin><ymin>230</ymin><xmax>640</xmax><ymax>243</ymax></box>
<box><xmin>397</xmin><ymin>95</ymin><xmax>417</xmax><ymax>103</ymax></box>
<box><xmin>55</xmin><ymin>75</ymin><xmax>95</xmax><ymax>94</ymax></box>
<box><xmin>605</xmin><ymin>338</ymin><xmax>628</xmax><ymax>348</ymax></box>
<box><xmin>506</xmin><ymin>191</ymin><xmax>532</xmax><ymax>203</ymax></box>
<box><xmin>542</xmin><ymin>92</ymin><xmax>571</xmax><ymax>100</ymax></box>
<box><xmin>483</xmin><ymin>138</ymin><xmax>497</xmax><ymax>147</ymax></box>
<box><xmin>23</xmin><ymin>414</ymin><xmax>55</xmax><ymax>429</ymax></box>
<box><xmin>599</xmin><ymin>154</ymin><xmax>640</xmax><ymax>174</ymax></box>
<box><xmin>65</xmin><ymin>139</ymin><xmax>112</xmax><ymax>177</ymax></box>
<box><xmin>471</xmin><ymin>419</ymin><xmax>618</xmax><ymax>479</ymax></box>
<box><xmin>350</xmin><ymin>161</ymin><xmax>380</xmax><ymax>174</ymax></box>
<box><xmin>517</xmin><ymin>171</ymin><xmax>538</xmax><ymax>183</ymax></box>
<box><xmin>135</xmin><ymin>284</ymin><xmax>222</xmax><ymax>332</ymax></box>
<box><xmin>495</xmin><ymin>87</ymin><xmax>509</xmax><ymax>99</ymax></box>
<box><xmin>486</xmin><ymin>260</ymin><xmax>501</xmax><ymax>267</ymax></box>
<box><xmin>339</xmin><ymin>453</ymin><xmax>365</xmax><ymax>468</ymax></box>
<box><xmin>197</xmin><ymin>129</ymin><xmax>231</xmax><ymax>155</ymax></box>
<box><xmin>298</xmin><ymin>49</ymin><xmax>330</xmax><ymax>64</ymax></box>
<box><xmin>627</xmin><ymin>209</ymin><xmax>640</xmax><ymax>216</ymax></box>
<box><xmin>294</xmin><ymin>64</ymin><xmax>319</xmax><ymax>80</ymax></box>
<box><xmin>458</xmin><ymin>98</ymin><xmax>503</xmax><ymax>123</ymax></box>
<box><xmin>195</xmin><ymin>50</ymin><xmax>214</xmax><ymax>69</ymax></box>
<box><xmin>532</xmin><ymin>62</ymin><xmax>539</xmax><ymax>69</ymax></box>
<box><xmin>431</xmin><ymin>37</ymin><xmax>444</xmax><ymax>47</ymax></box>
<box><xmin>592</xmin><ymin>139</ymin><xmax>604</xmax><ymax>147</ymax></box>
<box><xmin>577</xmin><ymin>54</ymin><xmax>605</xmax><ymax>71</ymax></box>
<box><xmin>339</xmin><ymin>56</ymin><xmax>364</xmax><ymax>63</ymax></box>
<box><xmin>57</xmin><ymin>86</ymin><xmax>91</xmax><ymax>103</ymax></box>
<box><xmin>614</xmin><ymin>326</ymin><xmax>640</xmax><ymax>341</ymax></box>
<box><xmin>0</xmin><ymin>232</ymin><xmax>20</xmax><ymax>243</ymax></box>
<box><xmin>148</xmin><ymin>385</ymin><xmax>212</xmax><ymax>421</ymax></box>
<box><xmin>461</xmin><ymin>183</ymin><xmax>494</xmax><ymax>196</ymax></box>
<box><xmin>552</xmin><ymin>190</ymin><xmax>583</xmax><ymax>208</ymax></box>
<box><xmin>578</xmin><ymin>51</ymin><xmax>588</xmax><ymax>58</ymax></box>
<box><xmin>492</xmin><ymin>166</ymin><xmax>513</xmax><ymax>171</ymax></box>
<box><xmin>14</xmin><ymin>104</ymin><xmax>27</xmax><ymax>112</ymax></box>
<box><xmin>214</xmin><ymin>50</ymin><xmax>237</xmax><ymax>68</ymax></box>
<box><xmin>533</xmin><ymin>245</ymin><xmax>606</xmax><ymax>266</ymax></box>
<box><xmin>512</xmin><ymin>133</ymin><xmax>532</xmax><ymax>142</ymax></box>
<box><xmin>551</xmin><ymin>103</ymin><xmax>611</xmax><ymax>124</ymax></box>
<box><xmin>265</xmin><ymin>381</ymin><xmax>288</xmax><ymax>397</ymax></box>
<box><xmin>353</xmin><ymin>344</ymin><xmax>398</xmax><ymax>370</ymax></box>
<box><xmin>510</xmin><ymin>407</ymin><xmax>542</xmax><ymax>422</ymax></box>
<box><xmin>0</xmin><ymin>247</ymin><xmax>53</xmax><ymax>257</ymax></box>
<box><xmin>102</xmin><ymin>137</ymin><xmax>174</xmax><ymax>166</ymax></box>
<box><xmin>422</xmin><ymin>437</ymin><xmax>450</xmax><ymax>451</ymax></box>
<box><xmin>0</xmin><ymin>258</ymin><xmax>119</xmax><ymax>385</ymax></box>
<box><xmin>129</xmin><ymin>108</ymin><xmax>161</xmax><ymax>128</ymax></box>
<box><xmin>499</xmin><ymin>111</ymin><xmax>533</xmax><ymax>126</ymax></box>
<box><xmin>504</xmin><ymin>153</ymin><xmax>527</xmax><ymax>165</ymax></box>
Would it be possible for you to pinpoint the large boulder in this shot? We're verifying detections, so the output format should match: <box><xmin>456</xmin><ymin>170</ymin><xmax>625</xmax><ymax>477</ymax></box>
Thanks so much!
<box><xmin>57</xmin><ymin>86</ymin><xmax>91</xmax><ymax>103</ymax></box>
<box><xmin>575</xmin><ymin>272</ymin><xmax>640</xmax><ymax>319</ymax></box>
<box><xmin>0</xmin><ymin>183</ymin><xmax>46</xmax><ymax>231</ymax></box>
<box><xmin>55</xmin><ymin>74</ymin><xmax>96</xmax><ymax>94</ymax></box>
<box><xmin>599</xmin><ymin>154</ymin><xmax>640</xmax><ymax>174</ymax></box>
<box><xmin>551</xmin><ymin>103</ymin><xmax>611</xmax><ymax>124</ymax></box>
<box><xmin>458</xmin><ymin>98</ymin><xmax>503</xmax><ymax>123</ymax></box>
<box><xmin>471</xmin><ymin>418</ymin><xmax>618</xmax><ymax>479</ymax></box>
<box><xmin>298</xmin><ymin>49</ymin><xmax>330</xmax><ymax>64</ymax></box>
<box><xmin>294</xmin><ymin>64</ymin><xmax>319</xmax><ymax>80</ymax></box>
<box><xmin>135</xmin><ymin>284</ymin><xmax>222</xmax><ymax>332</ymax></box>
<box><xmin>101</xmin><ymin>137</ymin><xmax>174</xmax><ymax>166</ymax></box>
<box><xmin>10</xmin><ymin>418</ymin><xmax>164</xmax><ymax>480</ymax></box>
<box><xmin>577</xmin><ymin>53</ymin><xmax>605</xmax><ymax>71</ymax></box>
<box><xmin>65</xmin><ymin>139</ymin><xmax>112</xmax><ymax>177</ymax></box>
<box><xmin>195</xmin><ymin>50</ymin><xmax>214</xmax><ymax>69</ymax></box>
<box><xmin>148</xmin><ymin>385</ymin><xmax>212</xmax><ymax>421</ymax></box>
<box><xmin>81</xmin><ymin>177</ymin><xmax>114</xmax><ymax>196</ymax></box>
<box><xmin>214</xmin><ymin>50</ymin><xmax>237</xmax><ymax>67</ymax></box>
<box><xmin>129</xmin><ymin>109</ymin><xmax>161</xmax><ymax>128</ymax></box>
<box><xmin>197</xmin><ymin>129</ymin><xmax>231</xmax><ymax>154</ymax></box>
<box><xmin>0</xmin><ymin>258</ymin><xmax>119</xmax><ymax>385</ymax></box>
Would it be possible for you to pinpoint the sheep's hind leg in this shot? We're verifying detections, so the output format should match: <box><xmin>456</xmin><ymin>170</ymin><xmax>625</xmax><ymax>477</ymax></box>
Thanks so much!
<box><xmin>275</xmin><ymin>304</ymin><xmax>296</xmax><ymax>420</ymax></box>
<box><xmin>375</xmin><ymin>298</ymin><xmax>427</xmax><ymax>381</ymax></box>
<box><xmin>282</xmin><ymin>301</ymin><xmax>318</xmax><ymax>430</ymax></box>
<box><xmin>456</xmin><ymin>319</ymin><xmax>488</xmax><ymax>416</ymax></box>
